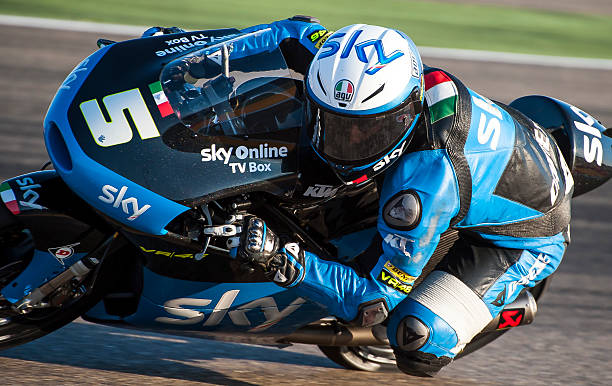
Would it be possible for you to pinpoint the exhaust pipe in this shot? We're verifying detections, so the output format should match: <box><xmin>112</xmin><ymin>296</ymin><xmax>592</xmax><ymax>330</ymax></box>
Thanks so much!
<box><xmin>284</xmin><ymin>290</ymin><xmax>538</xmax><ymax>347</ymax></box>
<box><xmin>284</xmin><ymin>321</ymin><xmax>388</xmax><ymax>346</ymax></box>
<box><xmin>481</xmin><ymin>290</ymin><xmax>538</xmax><ymax>333</ymax></box>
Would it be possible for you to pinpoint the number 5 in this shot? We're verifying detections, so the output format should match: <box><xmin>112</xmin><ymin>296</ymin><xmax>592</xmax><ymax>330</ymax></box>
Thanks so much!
<box><xmin>80</xmin><ymin>88</ymin><xmax>160</xmax><ymax>147</ymax></box>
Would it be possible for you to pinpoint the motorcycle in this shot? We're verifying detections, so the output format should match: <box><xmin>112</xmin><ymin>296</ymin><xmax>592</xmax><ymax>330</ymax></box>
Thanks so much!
<box><xmin>0</xmin><ymin>27</ymin><xmax>610</xmax><ymax>372</ymax></box>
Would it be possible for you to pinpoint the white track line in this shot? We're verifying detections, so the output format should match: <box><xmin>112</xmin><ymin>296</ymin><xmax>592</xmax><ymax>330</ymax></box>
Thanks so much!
<box><xmin>2</xmin><ymin>14</ymin><xmax>612</xmax><ymax>70</ymax></box>
<box><xmin>0</xmin><ymin>14</ymin><xmax>147</xmax><ymax>35</ymax></box>
<box><xmin>419</xmin><ymin>46</ymin><xmax>612</xmax><ymax>70</ymax></box>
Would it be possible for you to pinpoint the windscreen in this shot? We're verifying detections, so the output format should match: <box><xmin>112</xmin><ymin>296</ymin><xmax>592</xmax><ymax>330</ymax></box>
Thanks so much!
<box><xmin>160</xmin><ymin>29</ymin><xmax>304</xmax><ymax>136</ymax></box>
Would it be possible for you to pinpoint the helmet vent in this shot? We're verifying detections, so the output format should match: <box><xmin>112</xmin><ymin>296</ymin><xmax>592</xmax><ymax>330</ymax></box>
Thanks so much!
<box><xmin>317</xmin><ymin>70</ymin><xmax>327</xmax><ymax>96</ymax></box>
<box><xmin>361</xmin><ymin>83</ymin><xmax>385</xmax><ymax>104</ymax></box>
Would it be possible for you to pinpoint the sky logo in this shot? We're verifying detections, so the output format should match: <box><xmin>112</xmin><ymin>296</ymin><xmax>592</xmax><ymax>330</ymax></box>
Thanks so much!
<box><xmin>318</xmin><ymin>29</ymin><xmax>404</xmax><ymax>74</ymax></box>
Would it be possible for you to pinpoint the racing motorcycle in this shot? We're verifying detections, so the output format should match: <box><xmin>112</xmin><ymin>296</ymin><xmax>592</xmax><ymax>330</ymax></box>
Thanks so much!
<box><xmin>0</xmin><ymin>27</ymin><xmax>610</xmax><ymax>372</ymax></box>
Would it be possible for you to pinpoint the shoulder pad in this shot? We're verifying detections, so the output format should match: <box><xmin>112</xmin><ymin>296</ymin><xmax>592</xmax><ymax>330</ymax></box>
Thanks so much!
<box><xmin>382</xmin><ymin>190</ymin><xmax>422</xmax><ymax>230</ymax></box>
<box><xmin>289</xmin><ymin>15</ymin><xmax>320</xmax><ymax>23</ymax></box>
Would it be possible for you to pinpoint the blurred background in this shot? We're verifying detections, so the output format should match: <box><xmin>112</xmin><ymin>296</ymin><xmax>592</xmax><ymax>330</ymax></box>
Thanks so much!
<box><xmin>1</xmin><ymin>0</ymin><xmax>612</xmax><ymax>57</ymax></box>
<box><xmin>0</xmin><ymin>1</ymin><xmax>610</xmax><ymax>385</ymax></box>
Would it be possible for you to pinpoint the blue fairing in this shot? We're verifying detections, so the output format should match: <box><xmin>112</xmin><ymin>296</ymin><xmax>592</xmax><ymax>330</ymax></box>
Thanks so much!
<box><xmin>43</xmin><ymin>40</ymin><xmax>190</xmax><ymax>235</ymax></box>
<box><xmin>42</xmin><ymin>18</ymin><xmax>329</xmax><ymax>235</ymax></box>
<box><xmin>85</xmin><ymin>267</ymin><xmax>329</xmax><ymax>334</ymax></box>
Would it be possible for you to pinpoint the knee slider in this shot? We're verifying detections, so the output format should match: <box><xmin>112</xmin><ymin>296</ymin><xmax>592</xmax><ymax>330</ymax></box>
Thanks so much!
<box><xmin>393</xmin><ymin>348</ymin><xmax>453</xmax><ymax>377</ymax></box>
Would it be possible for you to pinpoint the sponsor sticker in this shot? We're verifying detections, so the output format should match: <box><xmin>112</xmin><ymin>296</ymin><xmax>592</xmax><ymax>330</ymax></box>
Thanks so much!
<box><xmin>383</xmin><ymin>260</ymin><xmax>416</xmax><ymax>283</ymax></box>
<box><xmin>497</xmin><ymin>309</ymin><xmax>525</xmax><ymax>329</ymax></box>
<box><xmin>200</xmin><ymin>143</ymin><xmax>289</xmax><ymax>174</ymax></box>
<box><xmin>98</xmin><ymin>185</ymin><xmax>151</xmax><ymax>221</ymax></box>
<box><xmin>48</xmin><ymin>243</ymin><xmax>80</xmax><ymax>265</ymax></box>
<box><xmin>1</xmin><ymin>177</ymin><xmax>45</xmax><ymax>214</ymax></box>
<box><xmin>148</xmin><ymin>81</ymin><xmax>174</xmax><ymax>117</ymax></box>
<box><xmin>383</xmin><ymin>233</ymin><xmax>413</xmax><ymax>257</ymax></box>
<box><xmin>308</xmin><ymin>29</ymin><xmax>327</xmax><ymax>43</ymax></box>
<box><xmin>373</xmin><ymin>140</ymin><xmax>407</xmax><ymax>172</ymax></box>
<box><xmin>155</xmin><ymin>33</ymin><xmax>238</xmax><ymax>57</ymax></box>
<box><xmin>312</xmin><ymin>30</ymin><xmax>334</xmax><ymax>49</ymax></box>
<box><xmin>139</xmin><ymin>246</ymin><xmax>207</xmax><ymax>261</ymax></box>
<box><xmin>378</xmin><ymin>269</ymin><xmax>412</xmax><ymax>295</ymax></box>
<box><xmin>334</xmin><ymin>79</ymin><xmax>354</xmax><ymax>102</ymax></box>
<box><xmin>303</xmin><ymin>184</ymin><xmax>338</xmax><ymax>198</ymax></box>
<box><xmin>508</xmin><ymin>254</ymin><xmax>550</xmax><ymax>294</ymax></box>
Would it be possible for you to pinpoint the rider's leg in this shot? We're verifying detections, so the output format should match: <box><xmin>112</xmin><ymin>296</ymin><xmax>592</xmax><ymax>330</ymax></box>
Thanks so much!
<box><xmin>386</xmin><ymin>237</ymin><xmax>566</xmax><ymax>377</ymax></box>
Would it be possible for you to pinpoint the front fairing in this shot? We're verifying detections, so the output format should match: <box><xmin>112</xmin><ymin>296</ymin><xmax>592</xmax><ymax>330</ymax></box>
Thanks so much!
<box><xmin>44</xmin><ymin>29</ymin><xmax>303</xmax><ymax>234</ymax></box>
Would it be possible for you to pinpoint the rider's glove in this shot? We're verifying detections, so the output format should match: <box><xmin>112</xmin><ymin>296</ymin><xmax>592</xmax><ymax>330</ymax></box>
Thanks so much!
<box><xmin>237</xmin><ymin>217</ymin><xmax>305</xmax><ymax>287</ymax></box>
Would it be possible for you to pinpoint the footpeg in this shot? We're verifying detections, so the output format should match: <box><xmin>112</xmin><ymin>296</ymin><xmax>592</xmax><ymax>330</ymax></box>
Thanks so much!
<box><xmin>357</xmin><ymin>300</ymin><xmax>389</xmax><ymax>327</ymax></box>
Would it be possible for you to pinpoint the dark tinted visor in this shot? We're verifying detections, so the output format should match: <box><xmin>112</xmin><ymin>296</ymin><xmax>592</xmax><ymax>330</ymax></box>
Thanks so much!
<box><xmin>315</xmin><ymin>97</ymin><xmax>418</xmax><ymax>163</ymax></box>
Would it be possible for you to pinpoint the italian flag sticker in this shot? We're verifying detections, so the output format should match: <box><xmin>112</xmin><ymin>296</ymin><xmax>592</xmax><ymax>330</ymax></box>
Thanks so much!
<box><xmin>148</xmin><ymin>81</ymin><xmax>174</xmax><ymax>118</ymax></box>
<box><xmin>0</xmin><ymin>182</ymin><xmax>19</xmax><ymax>215</ymax></box>
<box><xmin>424</xmin><ymin>71</ymin><xmax>458</xmax><ymax>124</ymax></box>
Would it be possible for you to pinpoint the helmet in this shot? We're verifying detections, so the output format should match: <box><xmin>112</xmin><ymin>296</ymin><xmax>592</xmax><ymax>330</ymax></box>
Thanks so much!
<box><xmin>305</xmin><ymin>24</ymin><xmax>424</xmax><ymax>185</ymax></box>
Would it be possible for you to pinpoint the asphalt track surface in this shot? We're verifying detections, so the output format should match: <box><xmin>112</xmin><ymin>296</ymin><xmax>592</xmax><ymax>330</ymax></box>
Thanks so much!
<box><xmin>0</xmin><ymin>25</ymin><xmax>610</xmax><ymax>385</ymax></box>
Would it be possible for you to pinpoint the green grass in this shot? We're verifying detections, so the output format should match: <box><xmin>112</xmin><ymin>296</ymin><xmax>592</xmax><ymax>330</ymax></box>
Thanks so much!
<box><xmin>2</xmin><ymin>0</ymin><xmax>612</xmax><ymax>58</ymax></box>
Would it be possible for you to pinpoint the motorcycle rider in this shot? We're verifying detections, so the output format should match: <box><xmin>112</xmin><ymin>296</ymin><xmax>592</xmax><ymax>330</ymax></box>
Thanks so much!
<box><xmin>151</xmin><ymin>17</ymin><xmax>573</xmax><ymax>376</ymax></box>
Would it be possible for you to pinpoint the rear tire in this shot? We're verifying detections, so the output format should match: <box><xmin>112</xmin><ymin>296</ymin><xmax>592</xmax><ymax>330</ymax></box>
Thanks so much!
<box><xmin>318</xmin><ymin>345</ymin><xmax>396</xmax><ymax>372</ymax></box>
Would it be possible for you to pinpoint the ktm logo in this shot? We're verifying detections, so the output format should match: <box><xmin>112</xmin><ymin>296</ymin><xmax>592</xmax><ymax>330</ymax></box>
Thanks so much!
<box><xmin>303</xmin><ymin>184</ymin><xmax>338</xmax><ymax>198</ymax></box>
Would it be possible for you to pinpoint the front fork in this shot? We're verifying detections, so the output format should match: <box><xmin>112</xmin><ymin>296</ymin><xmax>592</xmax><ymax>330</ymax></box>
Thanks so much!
<box><xmin>12</xmin><ymin>255</ymin><xmax>100</xmax><ymax>314</ymax></box>
<box><xmin>6</xmin><ymin>233</ymin><xmax>118</xmax><ymax>314</ymax></box>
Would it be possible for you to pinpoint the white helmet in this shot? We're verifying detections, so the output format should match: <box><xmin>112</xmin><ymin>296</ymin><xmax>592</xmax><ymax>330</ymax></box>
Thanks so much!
<box><xmin>306</xmin><ymin>24</ymin><xmax>424</xmax><ymax>185</ymax></box>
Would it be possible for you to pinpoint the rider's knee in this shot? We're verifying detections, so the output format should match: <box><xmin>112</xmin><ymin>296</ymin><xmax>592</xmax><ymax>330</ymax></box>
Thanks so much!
<box><xmin>387</xmin><ymin>298</ymin><xmax>457</xmax><ymax>377</ymax></box>
<box><xmin>387</xmin><ymin>270</ymin><xmax>495</xmax><ymax>376</ymax></box>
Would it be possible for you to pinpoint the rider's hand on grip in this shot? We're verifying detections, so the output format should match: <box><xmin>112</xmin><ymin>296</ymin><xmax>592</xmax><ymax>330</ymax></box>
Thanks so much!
<box><xmin>237</xmin><ymin>217</ymin><xmax>281</xmax><ymax>270</ymax></box>
<box><xmin>237</xmin><ymin>217</ymin><xmax>305</xmax><ymax>287</ymax></box>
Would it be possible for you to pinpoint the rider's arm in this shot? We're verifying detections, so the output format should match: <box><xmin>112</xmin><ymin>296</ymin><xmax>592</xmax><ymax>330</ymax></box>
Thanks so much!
<box><xmin>291</xmin><ymin>150</ymin><xmax>461</xmax><ymax>322</ymax></box>
<box><xmin>241</xmin><ymin>17</ymin><xmax>332</xmax><ymax>75</ymax></box>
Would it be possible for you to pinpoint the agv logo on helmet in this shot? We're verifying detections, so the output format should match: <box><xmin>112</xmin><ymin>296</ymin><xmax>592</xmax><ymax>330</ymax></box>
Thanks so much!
<box><xmin>318</xmin><ymin>29</ymin><xmax>405</xmax><ymax>75</ymax></box>
<box><xmin>334</xmin><ymin>80</ymin><xmax>355</xmax><ymax>102</ymax></box>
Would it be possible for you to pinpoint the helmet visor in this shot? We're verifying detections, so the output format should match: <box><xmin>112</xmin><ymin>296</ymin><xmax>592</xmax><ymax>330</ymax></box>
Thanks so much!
<box><xmin>313</xmin><ymin>95</ymin><xmax>419</xmax><ymax>163</ymax></box>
